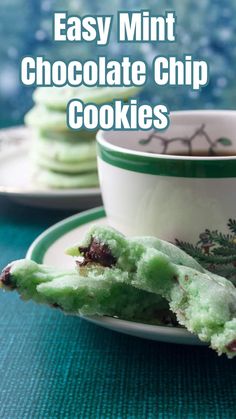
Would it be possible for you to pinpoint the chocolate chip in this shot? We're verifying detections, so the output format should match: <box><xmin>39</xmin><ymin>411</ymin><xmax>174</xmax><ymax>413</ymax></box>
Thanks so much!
<box><xmin>226</xmin><ymin>339</ymin><xmax>236</xmax><ymax>352</ymax></box>
<box><xmin>0</xmin><ymin>265</ymin><xmax>14</xmax><ymax>288</ymax></box>
<box><xmin>184</xmin><ymin>275</ymin><xmax>189</xmax><ymax>281</ymax></box>
<box><xmin>78</xmin><ymin>237</ymin><xmax>117</xmax><ymax>268</ymax></box>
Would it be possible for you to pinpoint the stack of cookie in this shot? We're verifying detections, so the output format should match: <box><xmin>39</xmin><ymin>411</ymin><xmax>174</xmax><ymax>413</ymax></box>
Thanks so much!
<box><xmin>25</xmin><ymin>86</ymin><xmax>139</xmax><ymax>189</ymax></box>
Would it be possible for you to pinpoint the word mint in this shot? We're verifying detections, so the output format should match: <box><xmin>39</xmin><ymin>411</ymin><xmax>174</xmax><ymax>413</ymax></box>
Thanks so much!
<box><xmin>53</xmin><ymin>11</ymin><xmax>176</xmax><ymax>45</ymax></box>
<box><xmin>118</xmin><ymin>11</ymin><xmax>176</xmax><ymax>42</ymax></box>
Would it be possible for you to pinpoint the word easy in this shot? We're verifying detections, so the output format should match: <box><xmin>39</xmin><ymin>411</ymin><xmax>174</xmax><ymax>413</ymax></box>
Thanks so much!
<box><xmin>54</xmin><ymin>13</ymin><xmax>112</xmax><ymax>45</ymax></box>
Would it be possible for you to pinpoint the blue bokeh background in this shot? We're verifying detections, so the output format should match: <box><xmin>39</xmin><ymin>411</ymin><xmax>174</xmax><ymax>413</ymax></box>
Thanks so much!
<box><xmin>0</xmin><ymin>0</ymin><xmax>236</xmax><ymax>128</ymax></box>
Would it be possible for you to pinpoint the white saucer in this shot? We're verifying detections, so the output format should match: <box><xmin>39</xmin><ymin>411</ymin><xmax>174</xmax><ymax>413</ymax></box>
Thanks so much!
<box><xmin>0</xmin><ymin>126</ymin><xmax>102</xmax><ymax>210</ymax></box>
<box><xmin>27</xmin><ymin>207</ymin><xmax>204</xmax><ymax>346</ymax></box>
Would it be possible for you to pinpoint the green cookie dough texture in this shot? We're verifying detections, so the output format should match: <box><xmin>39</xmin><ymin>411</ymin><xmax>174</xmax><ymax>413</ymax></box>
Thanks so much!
<box><xmin>33</xmin><ymin>86</ymin><xmax>141</xmax><ymax>111</ymax></box>
<box><xmin>33</xmin><ymin>169</ymin><xmax>99</xmax><ymax>189</ymax></box>
<box><xmin>0</xmin><ymin>259</ymin><xmax>173</xmax><ymax>325</ymax></box>
<box><xmin>25</xmin><ymin>106</ymin><xmax>69</xmax><ymax>131</ymax></box>
<box><xmin>69</xmin><ymin>225</ymin><xmax>236</xmax><ymax>358</ymax></box>
<box><xmin>34</xmin><ymin>152</ymin><xmax>97</xmax><ymax>174</ymax></box>
<box><xmin>39</xmin><ymin>128</ymin><xmax>97</xmax><ymax>143</ymax></box>
<box><xmin>33</xmin><ymin>137</ymin><xmax>97</xmax><ymax>163</ymax></box>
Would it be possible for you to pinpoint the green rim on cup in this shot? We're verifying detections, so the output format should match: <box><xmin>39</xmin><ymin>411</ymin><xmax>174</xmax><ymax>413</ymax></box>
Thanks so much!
<box><xmin>97</xmin><ymin>110</ymin><xmax>236</xmax><ymax>178</ymax></box>
<box><xmin>97</xmin><ymin>142</ymin><xmax>236</xmax><ymax>178</ymax></box>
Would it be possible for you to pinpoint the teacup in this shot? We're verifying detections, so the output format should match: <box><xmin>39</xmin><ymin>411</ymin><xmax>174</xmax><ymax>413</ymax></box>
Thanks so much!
<box><xmin>97</xmin><ymin>110</ymin><xmax>236</xmax><ymax>281</ymax></box>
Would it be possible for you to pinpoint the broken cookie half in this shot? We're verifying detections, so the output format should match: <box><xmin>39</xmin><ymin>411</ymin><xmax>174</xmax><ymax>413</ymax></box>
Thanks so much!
<box><xmin>0</xmin><ymin>258</ymin><xmax>173</xmax><ymax>326</ymax></box>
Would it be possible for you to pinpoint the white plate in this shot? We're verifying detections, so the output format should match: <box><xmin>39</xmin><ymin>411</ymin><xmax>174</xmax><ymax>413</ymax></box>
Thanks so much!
<box><xmin>27</xmin><ymin>207</ymin><xmax>204</xmax><ymax>346</ymax></box>
<box><xmin>0</xmin><ymin>126</ymin><xmax>102</xmax><ymax>209</ymax></box>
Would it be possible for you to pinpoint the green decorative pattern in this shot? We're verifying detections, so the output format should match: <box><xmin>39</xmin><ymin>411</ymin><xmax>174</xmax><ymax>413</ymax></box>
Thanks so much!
<box><xmin>97</xmin><ymin>142</ymin><xmax>236</xmax><ymax>178</ymax></box>
<box><xmin>176</xmin><ymin>219</ymin><xmax>236</xmax><ymax>283</ymax></box>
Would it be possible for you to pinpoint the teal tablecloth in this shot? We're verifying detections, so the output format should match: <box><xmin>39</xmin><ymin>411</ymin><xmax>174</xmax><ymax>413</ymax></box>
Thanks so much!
<box><xmin>0</xmin><ymin>196</ymin><xmax>236</xmax><ymax>419</ymax></box>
